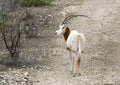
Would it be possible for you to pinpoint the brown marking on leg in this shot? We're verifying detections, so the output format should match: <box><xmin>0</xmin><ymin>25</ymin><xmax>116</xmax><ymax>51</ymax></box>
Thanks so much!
<box><xmin>66</xmin><ymin>47</ymin><xmax>76</xmax><ymax>54</ymax></box>
<box><xmin>67</xmin><ymin>47</ymin><xmax>71</xmax><ymax>51</ymax></box>
<box><xmin>77</xmin><ymin>57</ymin><xmax>81</xmax><ymax>68</ymax></box>
<box><xmin>77</xmin><ymin>57</ymin><xmax>81</xmax><ymax>76</ymax></box>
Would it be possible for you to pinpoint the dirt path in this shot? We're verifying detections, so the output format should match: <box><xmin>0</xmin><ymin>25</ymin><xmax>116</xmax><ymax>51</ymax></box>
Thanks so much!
<box><xmin>0</xmin><ymin>0</ymin><xmax>120</xmax><ymax>85</ymax></box>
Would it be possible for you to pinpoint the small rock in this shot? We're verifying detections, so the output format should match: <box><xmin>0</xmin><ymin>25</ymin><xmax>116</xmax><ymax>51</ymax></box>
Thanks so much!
<box><xmin>8</xmin><ymin>68</ymin><xmax>12</xmax><ymax>71</ymax></box>
<box><xmin>22</xmin><ymin>65</ymin><xmax>26</xmax><ymax>68</ymax></box>
<box><xmin>15</xmin><ymin>73</ymin><xmax>19</xmax><ymax>77</ymax></box>
<box><xmin>2</xmin><ymin>79</ymin><xmax>6</xmax><ymax>83</ymax></box>
<box><xmin>30</xmin><ymin>67</ymin><xmax>34</xmax><ymax>70</ymax></box>
<box><xmin>24</xmin><ymin>72</ymin><xmax>29</xmax><ymax>77</ymax></box>
<box><xmin>23</xmin><ymin>78</ymin><xmax>28</xmax><ymax>82</ymax></box>
<box><xmin>37</xmin><ymin>33</ymin><xmax>41</xmax><ymax>36</ymax></box>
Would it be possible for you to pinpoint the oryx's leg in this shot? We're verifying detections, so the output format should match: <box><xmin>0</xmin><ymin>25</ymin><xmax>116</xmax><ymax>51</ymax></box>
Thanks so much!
<box><xmin>73</xmin><ymin>53</ymin><xmax>81</xmax><ymax>77</ymax></box>
<box><xmin>77</xmin><ymin>56</ymin><xmax>81</xmax><ymax>76</ymax></box>
<box><xmin>68</xmin><ymin>51</ymin><xmax>73</xmax><ymax>74</ymax></box>
<box><xmin>73</xmin><ymin>53</ymin><xmax>77</xmax><ymax>77</ymax></box>
<box><xmin>78</xmin><ymin>47</ymin><xmax>82</xmax><ymax>76</ymax></box>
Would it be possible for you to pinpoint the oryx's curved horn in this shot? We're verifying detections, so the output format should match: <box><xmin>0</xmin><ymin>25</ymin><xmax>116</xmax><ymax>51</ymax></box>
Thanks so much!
<box><xmin>62</xmin><ymin>15</ymin><xmax>90</xmax><ymax>25</ymax></box>
<box><xmin>62</xmin><ymin>15</ymin><xmax>76</xmax><ymax>24</ymax></box>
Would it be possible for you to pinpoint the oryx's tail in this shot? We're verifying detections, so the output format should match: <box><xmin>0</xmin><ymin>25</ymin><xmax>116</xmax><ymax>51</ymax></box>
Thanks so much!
<box><xmin>79</xmin><ymin>33</ymin><xmax>86</xmax><ymax>43</ymax></box>
<box><xmin>78</xmin><ymin>33</ymin><xmax>86</xmax><ymax>55</ymax></box>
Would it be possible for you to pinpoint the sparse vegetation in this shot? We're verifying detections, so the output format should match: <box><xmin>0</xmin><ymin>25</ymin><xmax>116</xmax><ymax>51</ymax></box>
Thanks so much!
<box><xmin>22</xmin><ymin>8</ymin><xmax>38</xmax><ymax>38</ymax></box>
<box><xmin>21</xmin><ymin>0</ymin><xmax>53</xmax><ymax>7</ymax></box>
<box><xmin>0</xmin><ymin>1</ymin><xmax>24</xmax><ymax>63</ymax></box>
<box><xmin>0</xmin><ymin>11</ymin><xmax>22</xmax><ymax>63</ymax></box>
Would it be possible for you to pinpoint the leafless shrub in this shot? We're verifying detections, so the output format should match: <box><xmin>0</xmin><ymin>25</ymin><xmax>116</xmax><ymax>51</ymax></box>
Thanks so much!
<box><xmin>0</xmin><ymin>1</ymin><xmax>23</xmax><ymax>63</ymax></box>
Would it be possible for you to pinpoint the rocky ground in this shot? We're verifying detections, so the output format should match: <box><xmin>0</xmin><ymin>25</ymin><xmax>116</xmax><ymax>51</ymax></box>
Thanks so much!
<box><xmin>0</xmin><ymin>0</ymin><xmax>120</xmax><ymax>85</ymax></box>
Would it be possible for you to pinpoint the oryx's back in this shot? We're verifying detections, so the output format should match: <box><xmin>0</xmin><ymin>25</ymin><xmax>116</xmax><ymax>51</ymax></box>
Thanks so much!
<box><xmin>68</xmin><ymin>30</ymin><xmax>86</xmax><ymax>43</ymax></box>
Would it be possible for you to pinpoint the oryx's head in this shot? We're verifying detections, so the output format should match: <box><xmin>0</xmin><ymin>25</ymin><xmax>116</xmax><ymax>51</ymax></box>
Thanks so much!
<box><xmin>55</xmin><ymin>15</ymin><xmax>70</xmax><ymax>35</ymax></box>
<box><xmin>54</xmin><ymin>24</ymin><xmax>66</xmax><ymax>35</ymax></box>
<box><xmin>55</xmin><ymin>15</ymin><xmax>90</xmax><ymax>35</ymax></box>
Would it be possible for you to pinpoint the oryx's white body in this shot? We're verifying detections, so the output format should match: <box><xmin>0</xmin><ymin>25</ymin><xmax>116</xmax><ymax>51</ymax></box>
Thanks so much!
<box><xmin>55</xmin><ymin>15</ymin><xmax>88</xmax><ymax>77</ymax></box>
<box><xmin>66</xmin><ymin>30</ymin><xmax>85</xmax><ymax>52</ymax></box>
<box><xmin>55</xmin><ymin>25</ymin><xmax>86</xmax><ymax>77</ymax></box>
<box><xmin>66</xmin><ymin>29</ymin><xmax>85</xmax><ymax>77</ymax></box>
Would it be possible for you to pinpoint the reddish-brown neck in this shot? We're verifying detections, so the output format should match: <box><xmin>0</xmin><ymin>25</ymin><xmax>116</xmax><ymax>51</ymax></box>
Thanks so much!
<box><xmin>63</xmin><ymin>27</ymin><xmax>71</xmax><ymax>41</ymax></box>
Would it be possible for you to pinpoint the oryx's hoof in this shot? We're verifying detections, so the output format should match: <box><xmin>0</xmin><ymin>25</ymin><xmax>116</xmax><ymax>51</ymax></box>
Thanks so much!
<box><xmin>73</xmin><ymin>73</ymin><xmax>81</xmax><ymax>77</ymax></box>
<box><xmin>78</xmin><ymin>73</ymin><xmax>81</xmax><ymax>76</ymax></box>
<box><xmin>73</xmin><ymin>73</ymin><xmax>76</xmax><ymax>77</ymax></box>
<box><xmin>70</xmin><ymin>71</ymin><xmax>73</xmax><ymax>74</ymax></box>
